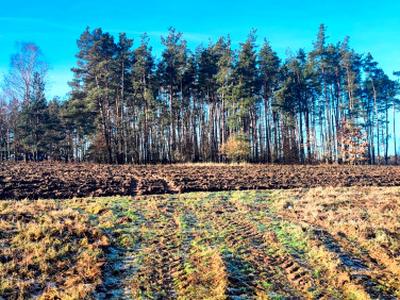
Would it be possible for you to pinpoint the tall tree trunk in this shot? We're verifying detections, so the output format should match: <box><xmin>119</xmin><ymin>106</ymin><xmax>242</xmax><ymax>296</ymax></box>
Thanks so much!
<box><xmin>305</xmin><ymin>108</ymin><xmax>311</xmax><ymax>163</ymax></box>
<box><xmin>299</xmin><ymin>110</ymin><xmax>304</xmax><ymax>164</ymax></box>
<box><xmin>385</xmin><ymin>103</ymin><xmax>389</xmax><ymax>164</ymax></box>
<box><xmin>98</xmin><ymin>99</ymin><xmax>112</xmax><ymax>163</ymax></box>
<box><xmin>264</xmin><ymin>94</ymin><xmax>271</xmax><ymax>163</ymax></box>
<box><xmin>221</xmin><ymin>94</ymin><xmax>226</xmax><ymax>146</ymax></box>
<box><xmin>394</xmin><ymin>103</ymin><xmax>397</xmax><ymax>165</ymax></box>
<box><xmin>272</xmin><ymin>112</ymin><xmax>279</xmax><ymax>162</ymax></box>
<box><xmin>169</xmin><ymin>88</ymin><xmax>175</xmax><ymax>160</ymax></box>
<box><xmin>322</xmin><ymin>68</ymin><xmax>332</xmax><ymax>162</ymax></box>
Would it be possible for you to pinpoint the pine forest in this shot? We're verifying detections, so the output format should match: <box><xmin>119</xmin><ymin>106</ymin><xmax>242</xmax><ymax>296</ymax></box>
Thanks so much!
<box><xmin>1</xmin><ymin>25</ymin><xmax>399</xmax><ymax>165</ymax></box>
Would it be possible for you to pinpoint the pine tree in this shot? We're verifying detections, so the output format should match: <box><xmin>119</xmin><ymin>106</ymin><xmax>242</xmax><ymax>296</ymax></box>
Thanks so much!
<box><xmin>234</xmin><ymin>29</ymin><xmax>261</xmax><ymax>160</ymax></box>
<box><xmin>215</xmin><ymin>36</ymin><xmax>234</xmax><ymax>151</ymax></box>
<box><xmin>70</xmin><ymin>27</ymin><xmax>117</xmax><ymax>163</ymax></box>
<box><xmin>17</xmin><ymin>72</ymin><xmax>49</xmax><ymax>161</ymax></box>
<box><xmin>159</xmin><ymin>28</ymin><xmax>188</xmax><ymax>161</ymax></box>
<box><xmin>259</xmin><ymin>39</ymin><xmax>280</xmax><ymax>162</ymax></box>
<box><xmin>114</xmin><ymin>32</ymin><xmax>134</xmax><ymax>164</ymax></box>
<box><xmin>44</xmin><ymin>98</ymin><xmax>65</xmax><ymax>161</ymax></box>
<box><xmin>131</xmin><ymin>33</ymin><xmax>157</xmax><ymax>163</ymax></box>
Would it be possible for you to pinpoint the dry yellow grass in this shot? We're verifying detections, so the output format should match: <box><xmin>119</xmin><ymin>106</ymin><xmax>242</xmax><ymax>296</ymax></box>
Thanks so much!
<box><xmin>176</xmin><ymin>245</ymin><xmax>228</xmax><ymax>299</ymax></box>
<box><xmin>0</xmin><ymin>200</ymin><xmax>108</xmax><ymax>299</ymax></box>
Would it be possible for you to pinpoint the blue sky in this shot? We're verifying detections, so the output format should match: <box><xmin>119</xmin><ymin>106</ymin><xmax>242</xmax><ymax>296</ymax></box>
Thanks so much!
<box><xmin>0</xmin><ymin>0</ymin><xmax>399</xmax><ymax>100</ymax></box>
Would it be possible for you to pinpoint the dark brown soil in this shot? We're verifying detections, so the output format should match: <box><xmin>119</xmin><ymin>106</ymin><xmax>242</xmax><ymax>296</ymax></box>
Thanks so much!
<box><xmin>1</xmin><ymin>162</ymin><xmax>400</xmax><ymax>200</ymax></box>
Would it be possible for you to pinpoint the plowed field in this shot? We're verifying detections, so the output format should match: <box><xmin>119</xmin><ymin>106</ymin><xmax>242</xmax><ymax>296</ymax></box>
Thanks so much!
<box><xmin>1</xmin><ymin>162</ymin><xmax>400</xmax><ymax>200</ymax></box>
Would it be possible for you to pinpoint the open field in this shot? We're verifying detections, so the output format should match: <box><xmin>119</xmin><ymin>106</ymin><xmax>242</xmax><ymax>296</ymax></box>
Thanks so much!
<box><xmin>1</xmin><ymin>162</ymin><xmax>400</xmax><ymax>200</ymax></box>
<box><xmin>1</xmin><ymin>187</ymin><xmax>400</xmax><ymax>299</ymax></box>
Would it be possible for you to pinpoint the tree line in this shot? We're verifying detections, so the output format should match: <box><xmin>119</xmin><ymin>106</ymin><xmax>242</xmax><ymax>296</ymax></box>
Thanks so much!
<box><xmin>1</xmin><ymin>25</ymin><xmax>399</xmax><ymax>164</ymax></box>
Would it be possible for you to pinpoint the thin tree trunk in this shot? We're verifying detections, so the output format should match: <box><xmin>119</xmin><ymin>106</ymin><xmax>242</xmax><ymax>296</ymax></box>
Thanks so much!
<box><xmin>394</xmin><ymin>103</ymin><xmax>397</xmax><ymax>165</ymax></box>
<box><xmin>169</xmin><ymin>88</ymin><xmax>175</xmax><ymax>159</ymax></box>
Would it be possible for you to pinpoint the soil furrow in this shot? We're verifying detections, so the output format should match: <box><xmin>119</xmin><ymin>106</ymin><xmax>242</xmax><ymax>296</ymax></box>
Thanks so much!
<box><xmin>3</xmin><ymin>162</ymin><xmax>400</xmax><ymax>200</ymax></box>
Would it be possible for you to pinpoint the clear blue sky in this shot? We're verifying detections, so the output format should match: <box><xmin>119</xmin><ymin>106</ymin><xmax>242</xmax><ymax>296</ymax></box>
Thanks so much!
<box><xmin>1</xmin><ymin>0</ymin><xmax>399</xmax><ymax>100</ymax></box>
